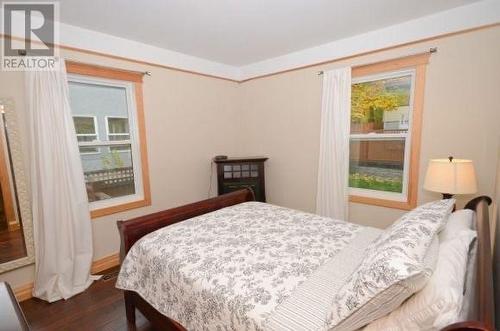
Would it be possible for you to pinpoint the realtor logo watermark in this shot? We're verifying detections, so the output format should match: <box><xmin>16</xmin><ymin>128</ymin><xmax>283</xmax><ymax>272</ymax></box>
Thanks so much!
<box><xmin>1</xmin><ymin>1</ymin><xmax>59</xmax><ymax>71</ymax></box>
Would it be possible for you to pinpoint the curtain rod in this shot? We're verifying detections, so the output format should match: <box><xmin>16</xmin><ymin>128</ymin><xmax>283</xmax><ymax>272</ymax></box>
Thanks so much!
<box><xmin>317</xmin><ymin>47</ymin><xmax>437</xmax><ymax>76</ymax></box>
<box><xmin>63</xmin><ymin>58</ymin><xmax>152</xmax><ymax>76</ymax></box>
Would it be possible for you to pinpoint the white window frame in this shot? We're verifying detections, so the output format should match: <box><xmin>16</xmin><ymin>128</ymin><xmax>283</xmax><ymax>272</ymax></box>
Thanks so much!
<box><xmin>68</xmin><ymin>75</ymin><xmax>145</xmax><ymax>212</ymax></box>
<box><xmin>349</xmin><ymin>69</ymin><xmax>416</xmax><ymax>202</ymax></box>
<box><xmin>105</xmin><ymin>116</ymin><xmax>130</xmax><ymax>153</ymax></box>
<box><xmin>73</xmin><ymin>115</ymin><xmax>100</xmax><ymax>155</ymax></box>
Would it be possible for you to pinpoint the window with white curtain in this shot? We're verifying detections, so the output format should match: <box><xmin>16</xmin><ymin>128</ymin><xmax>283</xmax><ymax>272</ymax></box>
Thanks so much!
<box><xmin>66</xmin><ymin>63</ymin><xmax>150</xmax><ymax>217</ymax></box>
<box><xmin>348</xmin><ymin>53</ymin><xmax>428</xmax><ymax>210</ymax></box>
<box><xmin>349</xmin><ymin>70</ymin><xmax>415</xmax><ymax>202</ymax></box>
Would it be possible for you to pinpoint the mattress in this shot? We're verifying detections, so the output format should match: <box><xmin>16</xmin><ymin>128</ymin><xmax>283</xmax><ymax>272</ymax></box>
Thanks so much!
<box><xmin>116</xmin><ymin>201</ymin><xmax>382</xmax><ymax>331</ymax></box>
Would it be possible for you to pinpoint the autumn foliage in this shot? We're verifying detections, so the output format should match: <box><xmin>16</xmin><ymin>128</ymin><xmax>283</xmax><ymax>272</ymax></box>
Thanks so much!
<box><xmin>351</xmin><ymin>81</ymin><xmax>407</xmax><ymax>123</ymax></box>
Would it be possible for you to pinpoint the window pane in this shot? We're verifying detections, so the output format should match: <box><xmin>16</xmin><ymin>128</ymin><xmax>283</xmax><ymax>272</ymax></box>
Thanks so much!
<box><xmin>109</xmin><ymin>134</ymin><xmax>130</xmax><ymax>141</ymax></box>
<box><xmin>351</xmin><ymin>75</ymin><xmax>412</xmax><ymax>134</ymax></box>
<box><xmin>110</xmin><ymin>145</ymin><xmax>131</xmax><ymax>152</ymax></box>
<box><xmin>108</xmin><ymin>117</ymin><xmax>129</xmax><ymax>134</ymax></box>
<box><xmin>79</xmin><ymin>146</ymin><xmax>99</xmax><ymax>154</ymax></box>
<box><xmin>69</xmin><ymin>82</ymin><xmax>129</xmax><ymax>118</ymax></box>
<box><xmin>76</xmin><ymin>131</ymin><xmax>98</xmax><ymax>153</ymax></box>
<box><xmin>349</xmin><ymin>139</ymin><xmax>405</xmax><ymax>193</ymax></box>
<box><xmin>69</xmin><ymin>81</ymin><xmax>137</xmax><ymax>203</ymax></box>
<box><xmin>76</xmin><ymin>135</ymin><xmax>97</xmax><ymax>142</ymax></box>
<box><xmin>81</xmin><ymin>144</ymin><xmax>135</xmax><ymax>202</ymax></box>
<box><xmin>73</xmin><ymin>117</ymin><xmax>96</xmax><ymax>134</ymax></box>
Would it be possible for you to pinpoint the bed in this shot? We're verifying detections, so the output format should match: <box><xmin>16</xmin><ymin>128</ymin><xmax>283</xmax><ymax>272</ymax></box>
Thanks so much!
<box><xmin>116</xmin><ymin>189</ymin><xmax>494</xmax><ymax>331</ymax></box>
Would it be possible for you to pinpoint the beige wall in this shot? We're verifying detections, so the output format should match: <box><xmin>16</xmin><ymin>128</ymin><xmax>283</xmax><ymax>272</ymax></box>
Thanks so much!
<box><xmin>238</xmin><ymin>26</ymin><xmax>500</xmax><ymax>228</ymax></box>
<box><xmin>1</xmin><ymin>26</ymin><xmax>499</xmax><ymax>288</ymax></box>
<box><xmin>0</xmin><ymin>48</ymin><xmax>241</xmax><ymax>287</ymax></box>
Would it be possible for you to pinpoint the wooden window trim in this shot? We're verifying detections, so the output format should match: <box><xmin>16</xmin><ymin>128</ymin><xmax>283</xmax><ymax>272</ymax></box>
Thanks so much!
<box><xmin>66</xmin><ymin>61</ymin><xmax>151</xmax><ymax>218</ymax></box>
<box><xmin>349</xmin><ymin>53</ymin><xmax>429</xmax><ymax>210</ymax></box>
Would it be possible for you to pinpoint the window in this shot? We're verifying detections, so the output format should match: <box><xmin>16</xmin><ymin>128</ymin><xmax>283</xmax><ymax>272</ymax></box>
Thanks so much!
<box><xmin>66</xmin><ymin>62</ymin><xmax>150</xmax><ymax>218</ymax></box>
<box><xmin>106</xmin><ymin>117</ymin><xmax>130</xmax><ymax>151</ymax></box>
<box><xmin>73</xmin><ymin>116</ymin><xmax>99</xmax><ymax>154</ymax></box>
<box><xmin>349</xmin><ymin>54</ymin><xmax>428</xmax><ymax>210</ymax></box>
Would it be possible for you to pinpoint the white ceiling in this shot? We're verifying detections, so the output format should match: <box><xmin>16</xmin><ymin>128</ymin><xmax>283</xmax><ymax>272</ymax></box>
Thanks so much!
<box><xmin>43</xmin><ymin>0</ymin><xmax>479</xmax><ymax>66</ymax></box>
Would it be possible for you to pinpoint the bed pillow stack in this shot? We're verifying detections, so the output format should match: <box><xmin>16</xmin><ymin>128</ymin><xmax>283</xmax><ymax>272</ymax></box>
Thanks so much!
<box><xmin>327</xmin><ymin>199</ymin><xmax>455</xmax><ymax>331</ymax></box>
<box><xmin>363</xmin><ymin>209</ymin><xmax>476</xmax><ymax>330</ymax></box>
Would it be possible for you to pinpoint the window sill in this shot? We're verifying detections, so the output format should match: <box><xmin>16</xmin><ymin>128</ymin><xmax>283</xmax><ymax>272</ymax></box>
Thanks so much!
<box><xmin>349</xmin><ymin>195</ymin><xmax>416</xmax><ymax>210</ymax></box>
<box><xmin>90</xmin><ymin>197</ymin><xmax>151</xmax><ymax>219</ymax></box>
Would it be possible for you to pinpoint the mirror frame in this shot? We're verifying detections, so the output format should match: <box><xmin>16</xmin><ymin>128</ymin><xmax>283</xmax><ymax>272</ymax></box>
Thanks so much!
<box><xmin>0</xmin><ymin>98</ymin><xmax>35</xmax><ymax>273</ymax></box>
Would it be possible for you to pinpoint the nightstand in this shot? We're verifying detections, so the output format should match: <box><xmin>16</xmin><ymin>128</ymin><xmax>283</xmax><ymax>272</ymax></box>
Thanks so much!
<box><xmin>214</xmin><ymin>157</ymin><xmax>268</xmax><ymax>202</ymax></box>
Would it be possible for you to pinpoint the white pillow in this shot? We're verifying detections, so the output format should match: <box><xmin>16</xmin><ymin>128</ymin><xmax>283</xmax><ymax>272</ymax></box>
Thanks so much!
<box><xmin>363</xmin><ymin>229</ymin><xmax>477</xmax><ymax>331</ymax></box>
<box><xmin>439</xmin><ymin>209</ymin><xmax>474</xmax><ymax>242</ymax></box>
<box><xmin>327</xmin><ymin>199</ymin><xmax>455</xmax><ymax>331</ymax></box>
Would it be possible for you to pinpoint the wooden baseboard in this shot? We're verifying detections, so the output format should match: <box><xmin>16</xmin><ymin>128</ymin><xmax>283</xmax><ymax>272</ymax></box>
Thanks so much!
<box><xmin>14</xmin><ymin>283</ymin><xmax>34</xmax><ymax>302</ymax></box>
<box><xmin>13</xmin><ymin>252</ymin><xmax>120</xmax><ymax>302</ymax></box>
<box><xmin>7</xmin><ymin>222</ymin><xmax>20</xmax><ymax>231</ymax></box>
<box><xmin>90</xmin><ymin>253</ymin><xmax>120</xmax><ymax>274</ymax></box>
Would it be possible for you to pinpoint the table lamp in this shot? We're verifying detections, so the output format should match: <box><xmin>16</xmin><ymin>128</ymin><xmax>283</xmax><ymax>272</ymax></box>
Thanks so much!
<box><xmin>423</xmin><ymin>156</ymin><xmax>477</xmax><ymax>199</ymax></box>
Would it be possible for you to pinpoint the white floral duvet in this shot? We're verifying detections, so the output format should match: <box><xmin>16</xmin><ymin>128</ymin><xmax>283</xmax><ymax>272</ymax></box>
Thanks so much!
<box><xmin>116</xmin><ymin>202</ymin><xmax>381</xmax><ymax>331</ymax></box>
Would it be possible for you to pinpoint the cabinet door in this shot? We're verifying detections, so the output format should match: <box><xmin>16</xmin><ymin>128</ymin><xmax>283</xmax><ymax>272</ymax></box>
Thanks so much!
<box><xmin>222</xmin><ymin>181</ymin><xmax>263</xmax><ymax>202</ymax></box>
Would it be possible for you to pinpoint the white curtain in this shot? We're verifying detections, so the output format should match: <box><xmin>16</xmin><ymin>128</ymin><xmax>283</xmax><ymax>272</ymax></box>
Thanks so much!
<box><xmin>316</xmin><ymin>67</ymin><xmax>351</xmax><ymax>220</ymax></box>
<box><xmin>26</xmin><ymin>59</ymin><xmax>96</xmax><ymax>302</ymax></box>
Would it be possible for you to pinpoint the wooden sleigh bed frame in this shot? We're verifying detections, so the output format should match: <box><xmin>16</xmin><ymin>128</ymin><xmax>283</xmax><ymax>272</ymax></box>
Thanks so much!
<box><xmin>117</xmin><ymin>189</ymin><xmax>495</xmax><ymax>331</ymax></box>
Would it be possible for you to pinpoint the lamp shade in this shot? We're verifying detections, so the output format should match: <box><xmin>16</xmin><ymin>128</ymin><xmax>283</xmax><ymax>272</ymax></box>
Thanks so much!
<box><xmin>423</xmin><ymin>158</ymin><xmax>477</xmax><ymax>195</ymax></box>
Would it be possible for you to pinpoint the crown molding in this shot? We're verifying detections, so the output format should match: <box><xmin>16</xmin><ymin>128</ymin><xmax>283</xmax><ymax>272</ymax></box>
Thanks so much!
<box><xmin>3</xmin><ymin>0</ymin><xmax>500</xmax><ymax>82</ymax></box>
<box><xmin>239</xmin><ymin>0</ymin><xmax>500</xmax><ymax>81</ymax></box>
<box><xmin>3</xmin><ymin>8</ymin><xmax>242</xmax><ymax>81</ymax></box>
<box><xmin>58</xmin><ymin>22</ymin><xmax>242</xmax><ymax>81</ymax></box>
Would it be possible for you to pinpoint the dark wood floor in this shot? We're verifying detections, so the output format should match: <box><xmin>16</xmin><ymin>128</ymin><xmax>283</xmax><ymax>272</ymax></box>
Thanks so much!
<box><xmin>20</xmin><ymin>268</ymin><xmax>156</xmax><ymax>331</ymax></box>
<box><xmin>0</xmin><ymin>228</ymin><xmax>27</xmax><ymax>263</ymax></box>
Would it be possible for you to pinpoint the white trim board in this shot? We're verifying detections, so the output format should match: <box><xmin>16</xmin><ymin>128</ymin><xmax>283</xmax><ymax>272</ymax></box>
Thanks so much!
<box><xmin>59</xmin><ymin>23</ymin><xmax>240</xmax><ymax>80</ymax></box>
<box><xmin>3</xmin><ymin>0</ymin><xmax>500</xmax><ymax>81</ymax></box>
<box><xmin>239</xmin><ymin>0</ymin><xmax>500</xmax><ymax>80</ymax></box>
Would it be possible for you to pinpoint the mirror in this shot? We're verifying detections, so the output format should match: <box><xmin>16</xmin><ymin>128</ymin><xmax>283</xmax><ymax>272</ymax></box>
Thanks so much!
<box><xmin>0</xmin><ymin>98</ymin><xmax>34</xmax><ymax>273</ymax></box>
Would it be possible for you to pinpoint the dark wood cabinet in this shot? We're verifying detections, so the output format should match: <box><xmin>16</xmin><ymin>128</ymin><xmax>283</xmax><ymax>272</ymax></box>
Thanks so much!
<box><xmin>214</xmin><ymin>157</ymin><xmax>268</xmax><ymax>202</ymax></box>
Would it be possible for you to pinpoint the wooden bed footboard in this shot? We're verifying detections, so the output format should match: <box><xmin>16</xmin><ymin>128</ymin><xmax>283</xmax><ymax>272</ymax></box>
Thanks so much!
<box><xmin>117</xmin><ymin>188</ymin><xmax>255</xmax><ymax>329</ymax></box>
<box><xmin>117</xmin><ymin>193</ymin><xmax>495</xmax><ymax>331</ymax></box>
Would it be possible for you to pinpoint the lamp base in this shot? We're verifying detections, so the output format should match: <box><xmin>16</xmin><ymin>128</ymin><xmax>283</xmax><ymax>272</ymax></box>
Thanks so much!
<box><xmin>442</xmin><ymin>193</ymin><xmax>456</xmax><ymax>212</ymax></box>
<box><xmin>442</xmin><ymin>193</ymin><xmax>454</xmax><ymax>199</ymax></box>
